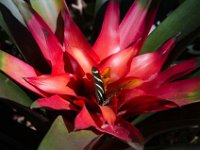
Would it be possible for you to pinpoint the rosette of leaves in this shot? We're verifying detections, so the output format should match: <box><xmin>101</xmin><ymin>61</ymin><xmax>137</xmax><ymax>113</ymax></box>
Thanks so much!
<box><xmin>0</xmin><ymin>0</ymin><xmax>200</xmax><ymax>149</ymax></box>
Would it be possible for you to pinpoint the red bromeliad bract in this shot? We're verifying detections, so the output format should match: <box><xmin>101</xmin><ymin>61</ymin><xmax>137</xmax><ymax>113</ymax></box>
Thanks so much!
<box><xmin>0</xmin><ymin>0</ymin><xmax>200</xmax><ymax>147</ymax></box>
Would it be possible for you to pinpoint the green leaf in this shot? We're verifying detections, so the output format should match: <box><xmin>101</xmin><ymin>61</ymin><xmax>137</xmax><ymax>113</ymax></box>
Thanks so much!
<box><xmin>65</xmin><ymin>130</ymin><xmax>98</xmax><ymax>150</ymax></box>
<box><xmin>0</xmin><ymin>0</ymin><xmax>26</xmax><ymax>56</ymax></box>
<box><xmin>0</xmin><ymin>0</ymin><xmax>26</xmax><ymax>27</ymax></box>
<box><xmin>0</xmin><ymin>1</ymin><xmax>50</xmax><ymax>73</ymax></box>
<box><xmin>132</xmin><ymin>112</ymin><xmax>155</xmax><ymax>125</ymax></box>
<box><xmin>137</xmin><ymin>103</ymin><xmax>200</xmax><ymax>141</ymax></box>
<box><xmin>153</xmin><ymin>145</ymin><xmax>200</xmax><ymax>150</ymax></box>
<box><xmin>0</xmin><ymin>72</ymin><xmax>32</xmax><ymax>107</ymax></box>
<box><xmin>38</xmin><ymin>116</ymin><xmax>69</xmax><ymax>150</ymax></box>
<box><xmin>95</xmin><ymin>0</ymin><xmax>108</xmax><ymax>16</ymax></box>
<box><xmin>30</xmin><ymin>0</ymin><xmax>63</xmax><ymax>32</ymax></box>
<box><xmin>141</xmin><ymin>0</ymin><xmax>200</xmax><ymax>53</ymax></box>
<box><xmin>191</xmin><ymin>69</ymin><xmax>200</xmax><ymax>78</ymax></box>
<box><xmin>38</xmin><ymin>116</ymin><xmax>98</xmax><ymax>150</ymax></box>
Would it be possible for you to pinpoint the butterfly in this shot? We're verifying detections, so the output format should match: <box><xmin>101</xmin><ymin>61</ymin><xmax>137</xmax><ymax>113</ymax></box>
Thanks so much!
<box><xmin>91</xmin><ymin>67</ymin><xmax>110</xmax><ymax>106</ymax></box>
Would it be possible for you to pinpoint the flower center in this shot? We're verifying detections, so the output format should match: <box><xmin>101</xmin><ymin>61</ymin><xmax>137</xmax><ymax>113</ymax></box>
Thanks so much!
<box><xmin>101</xmin><ymin>67</ymin><xmax>111</xmax><ymax>91</ymax></box>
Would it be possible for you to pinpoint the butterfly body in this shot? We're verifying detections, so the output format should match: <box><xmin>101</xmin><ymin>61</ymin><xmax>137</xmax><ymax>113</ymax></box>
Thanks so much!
<box><xmin>91</xmin><ymin>67</ymin><xmax>110</xmax><ymax>106</ymax></box>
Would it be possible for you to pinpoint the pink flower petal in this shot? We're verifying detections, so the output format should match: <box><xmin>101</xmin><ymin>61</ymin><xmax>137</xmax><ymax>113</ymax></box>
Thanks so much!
<box><xmin>43</xmin><ymin>29</ymin><xmax>65</xmax><ymax>75</ymax></box>
<box><xmin>68</xmin><ymin>47</ymin><xmax>97</xmax><ymax>74</ymax></box>
<box><xmin>64</xmin><ymin>52</ymin><xmax>85</xmax><ymax>77</ymax></box>
<box><xmin>120</xmin><ymin>95</ymin><xmax>177</xmax><ymax>117</ymax></box>
<box><xmin>117</xmin><ymin>89</ymin><xmax>145</xmax><ymax>109</ymax></box>
<box><xmin>127</xmin><ymin>37</ymin><xmax>175</xmax><ymax>80</ymax></box>
<box><xmin>73</xmin><ymin>99</ymin><xmax>85</xmax><ymax>108</ymax></box>
<box><xmin>31</xmin><ymin>95</ymin><xmax>78</xmax><ymax>111</ymax></box>
<box><xmin>100</xmin><ymin>120</ymin><xmax>143</xmax><ymax>147</ymax></box>
<box><xmin>24</xmin><ymin>74</ymin><xmax>76</xmax><ymax>95</ymax></box>
<box><xmin>119</xmin><ymin>0</ymin><xmax>159</xmax><ymax>50</ymax></box>
<box><xmin>0</xmin><ymin>50</ymin><xmax>45</xmax><ymax>96</ymax></box>
<box><xmin>99</xmin><ymin>46</ymin><xmax>137</xmax><ymax>82</ymax></box>
<box><xmin>99</xmin><ymin>105</ymin><xmax>116</xmax><ymax>127</ymax></box>
<box><xmin>107</xmin><ymin>77</ymin><xmax>143</xmax><ymax>94</ymax></box>
<box><xmin>140</xmin><ymin>57</ymin><xmax>200</xmax><ymax>90</ymax></box>
<box><xmin>148</xmin><ymin>78</ymin><xmax>200</xmax><ymax>106</ymax></box>
<box><xmin>74</xmin><ymin>105</ymin><xmax>101</xmax><ymax>129</ymax></box>
<box><xmin>63</xmin><ymin>6</ymin><xmax>99</xmax><ymax>62</ymax></box>
<box><xmin>93</xmin><ymin>1</ymin><xmax>120</xmax><ymax>60</ymax></box>
<box><xmin>16</xmin><ymin>1</ymin><xmax>65</xmax><ymax>74</ymax></box>
<box><xmin>30</xmin><ymin>0</ymin><xmax>64</xmax><ymax>32</ymax></box>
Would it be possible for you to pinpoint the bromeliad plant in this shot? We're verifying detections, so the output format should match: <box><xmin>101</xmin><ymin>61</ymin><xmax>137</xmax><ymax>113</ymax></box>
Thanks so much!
<box><xmin>0</xmin><ymin>0</ymin><xmax>200</xmax><ymax>149</ymax></box>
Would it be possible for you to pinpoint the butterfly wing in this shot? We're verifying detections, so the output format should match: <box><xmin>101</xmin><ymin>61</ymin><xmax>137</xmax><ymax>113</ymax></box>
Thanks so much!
<box><xmin>91</xmin><ymin>67</ymin><xmax>106</xmax><ymax>105</ymax></box>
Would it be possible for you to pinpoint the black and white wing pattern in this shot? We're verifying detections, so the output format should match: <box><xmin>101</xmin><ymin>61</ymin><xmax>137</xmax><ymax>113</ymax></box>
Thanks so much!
<box><xmin>91</xmin><ymin>67</ymin><xmax>106</xmax><ymax>105</ymax></box>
